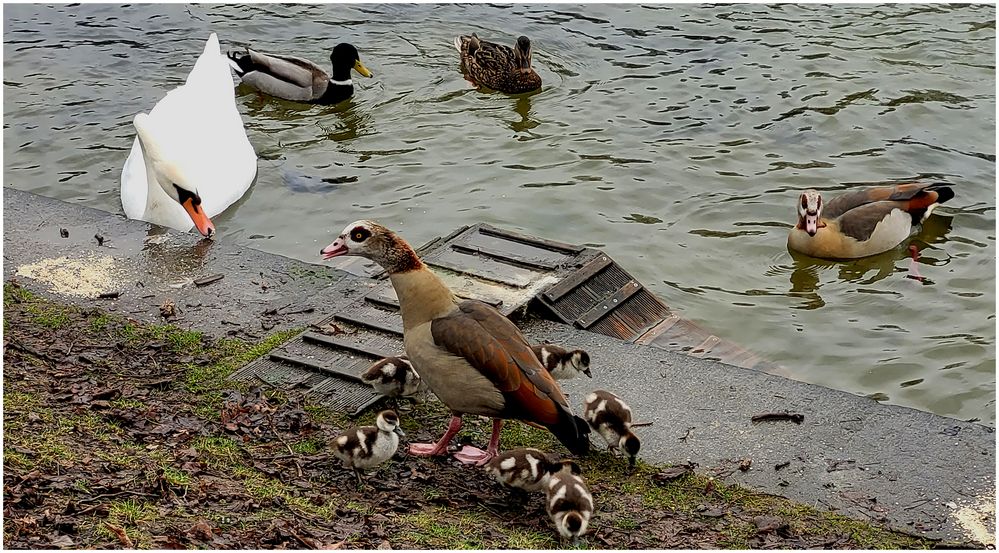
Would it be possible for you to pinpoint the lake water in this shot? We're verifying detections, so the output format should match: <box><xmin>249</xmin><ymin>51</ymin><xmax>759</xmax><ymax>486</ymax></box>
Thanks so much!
<box><xmin>4</xmin><ymin>3</ymin><xmax>995</xmax><ymax>423</ymax></box>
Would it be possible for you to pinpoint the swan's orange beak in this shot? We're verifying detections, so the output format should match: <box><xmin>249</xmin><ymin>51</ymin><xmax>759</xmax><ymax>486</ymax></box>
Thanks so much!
<box><xmin>182</xmin><ymin>197</ymin><xmax>215</xmax><ymax>237</ymax></box>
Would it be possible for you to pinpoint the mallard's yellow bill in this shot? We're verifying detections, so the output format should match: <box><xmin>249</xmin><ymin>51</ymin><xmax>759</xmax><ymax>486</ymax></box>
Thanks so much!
<box><xmin>353</xmin><ymin>60</ymin><xmax>373</xmax><ymax>78</ymax></box>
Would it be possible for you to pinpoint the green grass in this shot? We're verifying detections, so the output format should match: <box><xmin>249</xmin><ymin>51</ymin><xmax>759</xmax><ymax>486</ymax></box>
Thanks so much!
<box><xmin>192</xmin><ymin>436</ymin><xmax>243</xmax><ymax>469</ymax></box>
<box><xmin>161</xmin><ymin>466</ymin><xmax>192</xmax><ymax>487</ymax></box>
<box><xmin>89</xmin><ymin>312</ymin><xmax>112</xmax><ymax>332</ymax></box>
<box><xmin>291</xmin><ymin>437</ymin><xmax>323</xmax><ymax>454</ymax></box>
<box><xmin>108</xmin><ymin>498</ymin><xmax>156</xmax><ymax>525</ymax></box>
<box><xmin>398</xmin><ymin>508</ymin><xmax>490</xmax><ymax>549</ymax></box>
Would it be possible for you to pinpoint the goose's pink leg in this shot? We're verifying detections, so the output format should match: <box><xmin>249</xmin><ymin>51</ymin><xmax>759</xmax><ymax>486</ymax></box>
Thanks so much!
<box><xmin>908</xmin><ymin>245</ymin><xmax>924</xmax><ymax>282</ymax></box>
<box><xmin>453</xmin><ymin>419</ymin><xmax>503</xmax><ymax>466</ymax></box>
<box><xmin>409</xmin><ymin>415</ymin><xmax>463</xmax><ymax>457</ymax></box>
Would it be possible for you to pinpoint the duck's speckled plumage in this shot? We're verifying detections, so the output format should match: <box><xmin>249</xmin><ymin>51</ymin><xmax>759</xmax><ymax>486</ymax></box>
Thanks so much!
<box><xmin>454</xmin><ymin>34</ymin><xmax>541</xmax><ymax>94</ymax></box>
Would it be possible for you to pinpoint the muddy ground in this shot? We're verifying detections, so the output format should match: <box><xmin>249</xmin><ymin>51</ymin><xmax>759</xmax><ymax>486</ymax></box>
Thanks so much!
<box><xmin>2</xmin><ymin>281</ymin><xmax>951</xmax><ymax>549</ymax></box>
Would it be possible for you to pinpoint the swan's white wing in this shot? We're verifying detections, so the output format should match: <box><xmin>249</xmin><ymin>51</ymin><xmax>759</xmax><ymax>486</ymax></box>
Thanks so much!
<box><xmin>120</xmin><ymin>137</ymin><xmax>148</xmax><ymax>220</ymax></box>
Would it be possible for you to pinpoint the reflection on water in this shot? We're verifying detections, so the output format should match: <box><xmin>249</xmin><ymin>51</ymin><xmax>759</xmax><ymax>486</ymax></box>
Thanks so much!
<box><xmin>3</xmin><ymin>3</ymin><xmax>995</xmax><ymax>423</ymax></box>
<box><xmin>510</xmin><ymin>93</ymin><xmax>540</xmax><ymax>133</ymax></box>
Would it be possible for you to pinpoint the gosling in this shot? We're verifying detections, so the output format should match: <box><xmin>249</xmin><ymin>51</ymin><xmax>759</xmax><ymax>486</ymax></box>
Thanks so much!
<box><xmin>484</xmin><ymin>447</ymin><xmax>581</xmax><ymax>493</ymax></box>
<box><xmin>332</xmin><ymin>409</ymin><xmax>405</xmax><ymax>484</ymax></box>
<box><xmin>583</xmin><ymin>390</ymin><xmax>641</xmax><ymax>467</ymax></box>
<box><xmin>361</xmin><ymin>356</ymin><xmax>429</xmax><ymax>408</ymax></box>
<box><xmin>545</xmin><ymin>470</ymin><xmax>594</xmax><ymax>545</ymax></box>
<box><xmin>532</xmin><ymin>343</ymin><xmax>592</xmax><ymax>380</ymax></box>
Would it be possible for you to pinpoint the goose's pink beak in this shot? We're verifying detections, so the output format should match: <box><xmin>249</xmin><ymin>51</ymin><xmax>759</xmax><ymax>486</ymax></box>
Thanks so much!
<box><xmin>321</xmin><ymin>237</ymin><xmax>348</xmax><ymax>260</ymax></box>
<box><xmin>804</xmin><ymin>213</ymin><xmax>819</xmax><ymax>236</ymax></box>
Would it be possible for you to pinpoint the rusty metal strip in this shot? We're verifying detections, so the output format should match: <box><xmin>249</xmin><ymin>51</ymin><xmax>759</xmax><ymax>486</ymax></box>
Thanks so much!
<box><xmin>543</xmin><ymin>254</ymin><xmax>612</xmax><ymax>302</ymax></box>
<box><xmin>690</xmin><ymin>335</ymin><xmax>721</xmax><ymax>357</ymax></box>
<box><xmin>450</xmin><ymin>243</ymin><xmax>560</xmax><ymax>271</ymax></box>
<box><xmin>269</xmin><ymin>351</ymin><xmax>366</xmax><ymax>383</ymax></box>
<box><xmin>633</xmin><ymin>313</ymin><xmax>682</xmax><ymax>345</ymax></box>
<box><xmin>576</xmin><ymin>280</ymin><xmax>643</xmax><ymax>329</ymax></box>
<box><xmin>301</xmin><ymin>332</ymin><xmax>395</xmax><ymax>359</ymax></box>
<box><xmin>479</xmin><ymin>223</ymin><xmax>584</xmax><ymax>254</ymax></box>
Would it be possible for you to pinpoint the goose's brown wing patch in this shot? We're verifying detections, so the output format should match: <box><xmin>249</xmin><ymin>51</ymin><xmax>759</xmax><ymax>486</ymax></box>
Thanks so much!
<box><xmin>837</xmin><ymin>201</ymin><xmax>906</xmax><ymax>241</ymax></box>
<box><xmin>430</xmin><ymin>300</ymin><xmax>568</xmax><ymax>425</ymax></box>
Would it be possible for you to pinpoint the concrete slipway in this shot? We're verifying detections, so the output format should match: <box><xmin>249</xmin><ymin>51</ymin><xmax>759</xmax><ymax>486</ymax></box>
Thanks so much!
<box><xmin>2</xmin><ymin>188</ymin><xmax>994</xmax><ymax>546</ymax></box>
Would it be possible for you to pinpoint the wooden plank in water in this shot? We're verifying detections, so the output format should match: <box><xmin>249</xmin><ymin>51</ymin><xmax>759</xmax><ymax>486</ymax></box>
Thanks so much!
<box><xmin>450</xmin><ymin>243</ymin><xmax>561</xmax><ymax>271</ymax></box>
<box><xmin>576</xmin><ymin>280</ymin><xmax>643</xmax><ymax>329</ymax></box>
<box><xmin>479</xmin><ymin>223</ymin><xmax>584</xmax><ymax>255</ymax></box>
<box><xmin>543</xmin><ymin>254</ymin><xmax>612</xmax><ymax>303</ymax></box>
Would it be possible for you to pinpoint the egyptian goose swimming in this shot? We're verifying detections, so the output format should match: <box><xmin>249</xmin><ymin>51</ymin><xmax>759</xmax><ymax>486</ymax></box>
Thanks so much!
<box><xmin>227</xmin><ymin>43</ymin><xmax>372</xmax><ymax>105</ymax></box>
<box><xmin>484</xmin><ymin>447</ymin><xmax>581</xmax><ymax>493</ymax></box>
<box><xmin>120</xmin><ymin>33</ymin><xmax>257</xmax><ymax>237</ymax></box>
<box><xmin>583</xmin><ymin>390</ymin><xmax>641</xmax><ymax>467</ymax></box>
<box><xmin>331</xmin><ymin>409</ymin><xmax>405</xmax><ymax>484</ymax></box>
<box><xmin>454</xmin><ymin>34</ymin><xmax>542</xmax><ymax>94</ymax></box>
<box><xmin>361</xmin><ymin>356</ymin><xmax>429</xmax><ymax>408</ymax></box>
<box><xmin>321</xmin><ymin>221</ymin><xmax>590</xmax><ymax>465</ymax></box>
<box><xmin>787</xmin><ymin>182</ymin><xmax>954</xmax><ymax>259</ymax></box>
<box><xmin>545</xmin><ymin>470</ymin><xmax>594</xmax><ymax>545</ymax></box>
<box><xmin>532</xmin><ymin>344</ymin><xmax>592</xmax><ymax>380</ymax></box>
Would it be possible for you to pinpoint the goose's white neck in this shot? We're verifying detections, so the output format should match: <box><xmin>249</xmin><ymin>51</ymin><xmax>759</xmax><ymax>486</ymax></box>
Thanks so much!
<box><xmin>330</xmin><ymin>78</ymin><xmax>353</xmax><ymax>86</ymax></box>
<box><xmin>389</xmin><ymin>268</ymin><xmax>458</xmax><ymax>330</ymax></box>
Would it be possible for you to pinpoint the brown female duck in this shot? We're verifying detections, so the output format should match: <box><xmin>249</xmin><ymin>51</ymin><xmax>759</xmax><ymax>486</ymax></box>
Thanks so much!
<box><xmin>454</xmin><ymin>34</ymin><xmax>542</xmax><ymax>93</ymax></box>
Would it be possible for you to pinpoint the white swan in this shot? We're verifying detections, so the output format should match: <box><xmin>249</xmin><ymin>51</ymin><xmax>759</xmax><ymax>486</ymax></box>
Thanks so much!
<box><xmin>120</xmin><ymin>33</ymin><xmax>257</xmax><ymax>237</ymax></box>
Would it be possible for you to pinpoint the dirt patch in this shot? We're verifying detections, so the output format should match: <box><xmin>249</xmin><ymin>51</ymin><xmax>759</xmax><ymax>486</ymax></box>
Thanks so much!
<box><xmin>2</xmin><ymin>281</ymin><xmax>953</xmax><ymax>549</ymax></box>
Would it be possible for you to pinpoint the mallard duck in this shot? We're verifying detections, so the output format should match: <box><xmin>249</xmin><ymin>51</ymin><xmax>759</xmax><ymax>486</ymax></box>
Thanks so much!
<box><xmin>331</xmin><ymin>409</ymin><xmax>405</xmax><ymax>485</ymax></box>
<box><xmin>320</xmin><ymin>220</ymin><xmax>589</xmax><ymax>466</ymax></box>
<box><xmin>485</xmin><ymin>447</ymin><xmax>581</xmax><ymax>493</ymax></box>
<box><xmin>583</xmin><ymin>390</ymin><xmax>641</xmax><ymax>467</ymax></box>
<box><xmin>545</xmin><ymin>470</ymin><xmax>594</xmax><ymax>545</ymax></box>
<box><xmin>787</xmin><ymin>182</ymin><xmax>955</xmax><ymax>259</ymax></box>
<box><xmin>227</xmin><ymin>43</ymin><xmax>372</xmax><ymax>104</ymax></box>
<box><xmin>453</xmin><ymin>34</ymin><xmax>541</xmax><ymax>94</ymax></box>
<box><xmin>532</xmin><ymin>344</ymin><xmax>592</xmax><ymax>380</ymax></box>
<box><xmin>120</xmin><ymin>33</ymin><xmax>257</xmax><ymax>237</ymax></box>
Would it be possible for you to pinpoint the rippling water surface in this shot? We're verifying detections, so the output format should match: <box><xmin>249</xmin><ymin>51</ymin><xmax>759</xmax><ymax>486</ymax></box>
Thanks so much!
<box><xmin>4</xmin><ymin>4</ymin><xmax>995</xmax><ymax>422</ymax></box>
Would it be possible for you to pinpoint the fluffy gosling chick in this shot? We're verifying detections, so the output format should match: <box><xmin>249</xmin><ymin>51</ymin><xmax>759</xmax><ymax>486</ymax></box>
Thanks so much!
<box><xmin>484</xmin><ymin>447</ymin><xmax>581</xmax><ymax>493</ymax></box>
<box><xmin>583</xmin><ymin>390</ymin><xmax>641</xmax><ymax>467</ymax></box>
<box><xmin>361</xmin><ymin>356</ymin><xmax>429</xmax><ymax>408</ymax></box>
<box><xmin>532</xmin><ymin>344</ymin><xmax>592</xmax><ymax>380</ymax></box>
<box><xmin>332</xmin><ymin>409</ymin><xmax>405</xmax><ymax>484</ymax></box>
<box><xmin>545</xmin><ymin>470</ymin><xmax>594</xmax><ymax>545</ymax></box>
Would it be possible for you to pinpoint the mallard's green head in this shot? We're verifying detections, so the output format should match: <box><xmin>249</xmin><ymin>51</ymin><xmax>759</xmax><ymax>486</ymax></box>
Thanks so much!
<box><xmin>330</xmin><ymin>43</ymin><xmax>372</xmax><ymax>80</ymax></box>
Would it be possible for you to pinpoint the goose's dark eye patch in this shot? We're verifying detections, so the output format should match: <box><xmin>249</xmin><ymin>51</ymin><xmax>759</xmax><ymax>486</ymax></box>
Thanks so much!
<box><xmin>351</xmin><ymin>226</ymin><xmax>371</xmax><ymax>242</ymax></box>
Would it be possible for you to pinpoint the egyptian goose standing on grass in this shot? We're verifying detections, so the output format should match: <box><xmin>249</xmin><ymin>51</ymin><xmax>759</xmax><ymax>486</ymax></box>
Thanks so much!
<box><xmin>787</xmin><ymin>182</ymin><xmax>954</xmax><ymax>259</ymax></box>
<box><xmin>321</xmin><ymin>221</ymin><xmax>590</xmax><ymax>466</ymax></box>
